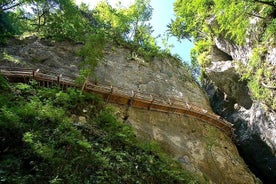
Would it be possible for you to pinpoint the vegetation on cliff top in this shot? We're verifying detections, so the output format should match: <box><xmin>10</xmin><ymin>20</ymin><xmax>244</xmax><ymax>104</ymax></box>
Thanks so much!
<box><xmin>0</xmin><ymin>76</ymin><xmax>201</xmax><ymax>183</ymax></box>
<box><xmin>1</xmin><ymin>0</ymin><xmax>193</xmax><ymax>84</ymax></box>
<box><xmin>170</xmin><ymin>0</ymin><xmax>276</xmax><ymax>109</ymax></box>
<box><xmin>0</xmin><ymin>0</ymin><xmax>184</xmax><ymax>62</ymax></box>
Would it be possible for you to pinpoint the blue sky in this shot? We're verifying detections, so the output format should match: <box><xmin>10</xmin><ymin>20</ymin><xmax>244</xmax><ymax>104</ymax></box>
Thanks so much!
<box><xmin>150</xmin><ymin>0</ymin><xmax>193</xmax><ymax>63</ymax></box>
<box><xmin>75</xmin><ymin>0</ymin><xmax>193</xmax><ymax>63</ymax></box>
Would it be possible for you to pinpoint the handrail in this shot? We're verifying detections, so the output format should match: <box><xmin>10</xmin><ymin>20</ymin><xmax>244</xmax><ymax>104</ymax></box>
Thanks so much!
<box><xmin>0</xmin><ymin>67</ymin><xmax>235</xmax><ymax>139</ymax></box>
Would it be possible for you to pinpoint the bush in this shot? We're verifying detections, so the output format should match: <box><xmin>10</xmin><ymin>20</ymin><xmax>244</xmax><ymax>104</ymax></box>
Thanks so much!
<box><xmin>238</xmin><ymin>47</ymin><xmax>276</xmax><ymax>109</ymax></box>
<box><xmin>0</xmin><ymin>75</ymin><xmax>9</xmax><ymax>91</ymax></box>
<box><xmin>0</xmin><ymin>79</ymin><xmax>200</xmax><ymax>183</ymax></box>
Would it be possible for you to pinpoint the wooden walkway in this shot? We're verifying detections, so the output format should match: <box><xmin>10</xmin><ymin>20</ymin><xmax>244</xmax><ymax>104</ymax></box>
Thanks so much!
<box><xmin>0</xmin><ymin>67</ymin><xmax>234</xmax><ymax>138</ymax></box>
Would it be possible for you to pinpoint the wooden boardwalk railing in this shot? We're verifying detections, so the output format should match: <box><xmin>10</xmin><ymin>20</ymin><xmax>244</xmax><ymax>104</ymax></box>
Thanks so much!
<box><xmin>0</xmin><ymin>67</ymin><xmax>234</xmax><ymax>139</ymax></box>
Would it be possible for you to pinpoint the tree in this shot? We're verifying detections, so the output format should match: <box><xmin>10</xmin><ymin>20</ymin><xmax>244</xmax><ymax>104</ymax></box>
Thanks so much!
<box><xmin>0</xmin><ymin>0</ymin><xmax>27</xmax><ymax>12</ymax></box>
<box><xmin>93</xmin><ymin>0</ymin><xmax>156</xmax><ymax>48</ymax></box>
<box><xmin>126</xmin><ymin>0</ymin><xmax>153</xmax><ymax>42</ymax></box>
<box><xmin>27</xmin><ymin>0</ymin><xmax>57</xmax><ymax>31</ymax></box>
<box><xmin>0</xmin><ymin>0</ymin><xmax>91</xmax><ymax>42</ymax></box>
<box><xmin>93</xmin><ymin>2</ymin><xmax>132</xmax><ymax>43</ymax></box>
<box><xmin>172</xmin><ymin>0</ymin><xmax>275</xmax><ymax>44</ymax></box>
<box><xmin>0</xmin><ymin>0</ymin><xmax>28</xmax><ymax>43</ymax></box>
<box><xmin>78</xmin><ymin>31</ymin><xmax>106</xmax><ymax>93</ymax></box>
<box><xmin>35</xmin><ymin>0</ymin><xmax>92</xmax><ymax>41</ymax></box>
<box><xmin>123</xmin><ymin>0</ymin><xmax>159</xmax><ymax>58</ymax></box>
<box><xmin>171</xmin><ymin>0</ymin><xmax>276</xmax><ymax>108</ymax></box>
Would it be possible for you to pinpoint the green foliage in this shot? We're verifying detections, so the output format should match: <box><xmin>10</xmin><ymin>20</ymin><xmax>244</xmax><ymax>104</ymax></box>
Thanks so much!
<box><xmin>172</xmin><ymin>0</ymin><xmax>276</xmax><ymax>107</ymax></box>
<box><xmin>172</xmin><ymin>0</ymin><xmax>213</xmax><ymax>40</ymax></box>
<box><xmin>1</xmin><ymin>0</ymin><xmax>186</xmax><ymax>65</ymax></box>
<box><xmin>191</xmin><ymin>39</ymin><xmax>213</xmax><ymax>68</ymax></box>
<box><xmin>92</xmin><ymin>0</ymin><xmax>161</xmax><ymax>61</ymax></box>
<box><xmin>0</xmin><ymin>75</ymin><xmax>9</xmax><ymax>90</ymax></box>
<box><xmin>93</xmin><ymin>0</ymin><xmax>154</xmax><ymax>45</ymax></box>
<box><xmin>161</xmin><ymin>33</ymin><xmax>174</xmax><ymax>54</ymax></box>
<box><xmin>93</xmin><ymin>1</ymin><xmax>131</xmax><ymax>43</ymax></box>
<box><xmin>263</xmin><ymin>18</ymin><xmax>276</xmax><ymax>43</ymax></box>
<box><xmin>242</xmin><ymin>47</ymin><xmax>267</xmax><ymax>80</ymax></box>
<box><xmin>0</xmin><ymin>0</ymin><xmax>92</xmax><ymax>42</ymax></box>
<box><xmin>171</xmin><ymin>0</ymin><xmax>276</xmax><ymax>62</ymax></box>
<box><xmin>77</xmin><ymin>32</ymin><xmax>106</xmax><ymax>92</ymax></box>
<box><xmin>0</xmin><ymin>78</ymin><xmax>200</xmax><ymax>183</ymax></box>
<box><xmin>172</xmin><ymin>0</ymin><xmax>275</xmax><ymax>45</ymax></box>
<box><xmin>213</xmin><ymin>0</ymin><xmax>251</xmax><ymax>44</ymax></box>
<box><xmin>0</xmin><ymin>10</ymin><xmax>26</xmax><ymax>44</ymax></box>
<box><xmin>237</xmin><ymin>47</ymin><xmax>276</xmax><ymax>108</ymax></box>
<box><xmin>189</xmin><ymin>39</ymin><xmax>213</xmax><ymax>82</ymax></box>
<box><xmin>40</xmin><ymin>0</ymin><xmax>92</xmax><ymax>41</ymax></box>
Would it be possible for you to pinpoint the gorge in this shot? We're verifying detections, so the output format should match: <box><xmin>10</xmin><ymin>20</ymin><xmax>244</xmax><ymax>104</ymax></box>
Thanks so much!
<box><xmin>1</xmin><ymin>0</ymin><xmax>275</xmax><ymax>183</ymax></box>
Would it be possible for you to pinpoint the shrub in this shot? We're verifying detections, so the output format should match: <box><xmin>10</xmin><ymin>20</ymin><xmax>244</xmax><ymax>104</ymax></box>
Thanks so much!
<box><xmin>0</xmin><ymin>79</ymin><xmax>200</xmax><ymax>183</ymax></box>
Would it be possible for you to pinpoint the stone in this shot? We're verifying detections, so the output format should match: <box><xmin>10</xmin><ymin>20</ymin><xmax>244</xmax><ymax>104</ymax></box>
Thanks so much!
<box><xmin>206</xmin><ymin>60</ymin><xmax>253</xmax><ymax>109</ymax></box>
<box><xmin>204</xmin><ymin>15</ymin><xmax>276</xmax><ymax>182</ymax></box>
<box><xmin>78</xmin><ymin>116</ymin><xmax>87</xmax><ymax>124</ymax></box>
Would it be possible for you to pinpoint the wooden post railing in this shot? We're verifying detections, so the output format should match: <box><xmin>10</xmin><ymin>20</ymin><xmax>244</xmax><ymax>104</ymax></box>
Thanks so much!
<box><xmin>0</xmin><ymin>67</ymin><xmax>234</xmax><ymax>139</ymax></box>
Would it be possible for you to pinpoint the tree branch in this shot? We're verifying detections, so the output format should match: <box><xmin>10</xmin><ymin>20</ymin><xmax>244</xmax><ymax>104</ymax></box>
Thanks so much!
<box><xmin>2</xmin><ymin>2</ymin><xmax>23</xmax><ymax>12</ymax></box>
<box><xmin>261</xmin><ymin>81</ymin><xmax>276</xmax><ymax>89</ymax></box>
<box><xmin>246</xmin><ymin>12</ymin><xmax>266</xmax><ymax>19</ymax></box>
<box><xmin>251</xmin><ymin>0</ymin><xmax>276</xmax><ymax>8</ymax></box>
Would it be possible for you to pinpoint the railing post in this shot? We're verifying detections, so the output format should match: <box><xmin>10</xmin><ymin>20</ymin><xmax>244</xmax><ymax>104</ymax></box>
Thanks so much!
<box><xmin>57</xmin><ymin>74</ymin><xmax>62</xmax><ymax>84</ymax></box>
<box><xmin>128</xmin><ymin>90</ymin><xmax>136</xmax><ymax>107</ymax></box>
<box><xmin>202</xmin><ymin>109</ymin><xmax>208</xmax><ymax>113</ymax></box>
<box><xmin>167</xmin><ymin>98</ymin><xmax>175</xmax><ymax>113</ymax></box>
<box><xmin>32</xmin><ymin>69</ymin><xmax>40</xmax><ymax>85</ymax></box>
<box><xmin>185</xmin><ymin>102</ymin><xmax>191</xmax><ymax>110</ymax></box>
<box><xmin>148</xmin><ymin>94</ymin><xmax>154</xmax><ymax>110</ymax></box>
<box><xmin>106</xmin><ymin>86</ymin><xmax>113</xmax><ymax>103</ymax></box>
<box><xmin>168</xmin><ymin>98</ymin><xmax>172</xmax><ymax>106</ymax></box>
<box><xmin>32</xmin><ymin>69</ymin><xmax>40</xmax><ymax>78</ymax></box>
<box><xmin>169</xmin><ymin>98</ymin><xmax>179</xmax><ymax>114</ymax></box>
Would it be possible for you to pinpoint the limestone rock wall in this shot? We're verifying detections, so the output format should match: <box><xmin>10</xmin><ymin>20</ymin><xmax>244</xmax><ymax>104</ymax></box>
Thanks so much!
<box><xmin>204</xmin><ymin>22</ymin><xmax>276</xmax><ymax>183</ymax></box>
<box><xmin>95</xmin><ymin>45</ymin><xmax>211</xmax><ymax>110</ymax></box>
<box><xmin>0</xmin><ymin>37</ymin><xmax>261</xmax><ymax>183</ymax></box>
<box><xmin>112</xmin><ymin>104</ymin><xmax>261</xmax><ymax>184</ymax></box>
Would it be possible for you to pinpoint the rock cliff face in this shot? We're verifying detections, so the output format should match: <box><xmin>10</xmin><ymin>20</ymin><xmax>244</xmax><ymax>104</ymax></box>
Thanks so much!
<box><xmin>96</xmin><ymin>44</ymin><xmax>211</xmax><ymax>110</ymax></box>
<box><xmin>204</xmin><ymin>34</ymin><xmax>276</xmax><ymax>183</ymax></box>
<box><xmin>0</xmin><ymin>37</ymin><xmax>261</xmax><ymax>183</ymax></box>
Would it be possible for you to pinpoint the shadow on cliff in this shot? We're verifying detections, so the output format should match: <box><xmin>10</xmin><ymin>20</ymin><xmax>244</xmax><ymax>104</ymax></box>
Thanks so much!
<box><xmin>206</xmin><ymin>86</ymin><xmax>276</xmax><ymax>184</ymax></box>
<box><xmin>236</xmin><ymin>134</ymin><xmax>276</xmax><ymax>184</ymax></box>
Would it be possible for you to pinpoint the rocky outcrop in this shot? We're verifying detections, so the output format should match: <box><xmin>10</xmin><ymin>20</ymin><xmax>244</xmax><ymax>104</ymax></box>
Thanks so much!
<box><xmin>204</xmin><ymin>29</ymin><xmax>276</xmax><ymax>183</ymax></box>
<box><xmin>0</xmin><ymin>37</ymin><xmax>211</xmax><ymax>110</ymax></box>
<box><xmin>0</xmin><ymin>37</ymin><xmax>82</xmax><ymax>76</ymax></box>
<box><xmin>206</xmin><ymin>82</ymin><xmax>276</xmax><ymax>183</ymax></box>
<box><xmin>230</xmin><ymin>103</ymin><xmax>276</xmax><ymax>181</ymax></box>
<box><xmin>206</xmin><ymin>59</ymin><xmax>252</xmax><ymax>109</ymax></box>
<box><xmin>96</xmin><ymin>45</ymin><xmax>211</xmax><ymax>110</ymax></box>
<box><xmin>0</xmin><ymin>37</ymin><xmax>261</xmax><ymax>183</ymax></box>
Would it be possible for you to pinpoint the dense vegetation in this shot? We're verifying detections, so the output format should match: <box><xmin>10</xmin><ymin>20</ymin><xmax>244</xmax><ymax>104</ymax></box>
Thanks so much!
<box><xmin>0</xmin><ymin>0</ymin><xmax>182</xmax><ymax>60</ymax></box>
<box><xmin>1</xmin><ymin>0</ymin><xmax>193</xmax><ymax>83</ymax></box>
<box><xmin>0</xmin><ymin>1</ymin><xmax>203</xmax><ymax>183</ymax></box>
<box><xmin>0</xmin><ymin>76</ymin><xmax>201</xmax><ymax>183</ymax></box>
<box><xmin>170</xmin><ymin>0</ymin><xmax>276</xmax><ymax>109</ymax></box>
